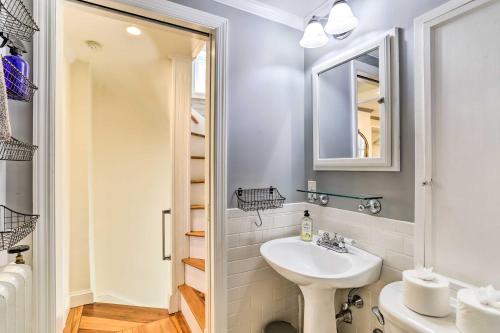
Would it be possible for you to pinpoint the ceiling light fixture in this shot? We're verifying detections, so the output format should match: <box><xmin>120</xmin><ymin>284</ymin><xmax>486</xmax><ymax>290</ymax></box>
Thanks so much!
<box><xmin>126</xmin><ymin>26</ymin><xmax>142</xmax><ymax>36</ymax></box>
<box><xmin>300</xmin><ymin>16</ymin><xmax>329</xmax><ymax>49</ymax></box>
<box><xmin>85</xmin><ymin>40</ymin><xmax>102</xmax><ymax>51</ymax></box>
<box><xmin>300</xmin><ymin>0</ymin><xmax>358</xmax><ymax>48</ymax></box>
<box><xmin>324</xmin><ymin>0</ymin><xmax>359</xmax><ymax>39</ymax></box>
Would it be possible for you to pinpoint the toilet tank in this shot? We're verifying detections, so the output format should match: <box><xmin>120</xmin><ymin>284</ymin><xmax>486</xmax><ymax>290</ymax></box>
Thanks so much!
<box><xmin>379</xmin><ymin>282</ymin><xmax>458</xmax><ymax>333</ymax></box>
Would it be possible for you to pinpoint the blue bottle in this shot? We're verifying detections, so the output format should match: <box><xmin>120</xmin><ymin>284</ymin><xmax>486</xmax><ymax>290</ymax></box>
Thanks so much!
<box><xmin>3</xmin><ymin>46</ymin><xmax>30</xmax><ymax>99</ymax></box>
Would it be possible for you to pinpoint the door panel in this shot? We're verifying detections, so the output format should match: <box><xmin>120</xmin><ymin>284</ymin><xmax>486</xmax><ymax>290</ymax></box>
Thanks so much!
<box><xmin>428</xmin><ymin>0</ymin><xmax>500</xmax><ymax>287</ymax></box>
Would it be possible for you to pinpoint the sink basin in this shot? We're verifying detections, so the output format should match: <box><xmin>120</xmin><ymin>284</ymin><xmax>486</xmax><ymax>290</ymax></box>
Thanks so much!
<box><xmin>260</xmin><ymin>236</ymin><xmax>382</xmax><ymax>333</ymax></box>
<box><xmin>260</xmin><ymin>236</ymin><xmax>382</xmax><ymax>289</ymax></box>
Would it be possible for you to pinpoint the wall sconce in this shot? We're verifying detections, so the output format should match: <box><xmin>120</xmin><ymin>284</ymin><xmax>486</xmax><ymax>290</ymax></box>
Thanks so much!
<box><xmin>300</xmin><ymin>0</ymin><xmax>358</xmax><ymax>48</ymax></box>
<box><xmin>300</xmin><ymin>16</ymin><xmax>329</xmax><ymax>48</ymax></box>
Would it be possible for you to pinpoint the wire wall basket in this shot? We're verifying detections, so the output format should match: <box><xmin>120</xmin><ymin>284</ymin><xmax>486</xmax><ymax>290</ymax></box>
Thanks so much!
<box><xmin>236</xmin><ymin>187</ymin><xmax>286</xmax><ymax>211</ymax></box>
<box><xmin>0</xmin><ymin>205</ymin><xmax>39</xmax><ymax>251</ymax></box>
<box><xmin>0</xmin><ymin>137</ymin><xmax>37</xmax><ymax>161</ymax></box>
<box><xmin>2</xmin><ymin>56</ymin><xmax>37</xmax><ymax>102</ymax></box>
<box><xmin>235</xmin><ymin>187</ymin><xmax>285</xmax><ymax>226</ymax></box>
<box><xmin>0</xmin><ymin>0</ymin><xmax>39</xmax><ymax>42</ymax></box>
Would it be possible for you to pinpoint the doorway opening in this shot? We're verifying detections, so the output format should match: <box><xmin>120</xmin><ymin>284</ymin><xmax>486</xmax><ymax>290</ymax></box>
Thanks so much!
<box><xmin>60</xmin><ymin>2</ymin><xmax>211</xmax><ymax>332</ymax></box>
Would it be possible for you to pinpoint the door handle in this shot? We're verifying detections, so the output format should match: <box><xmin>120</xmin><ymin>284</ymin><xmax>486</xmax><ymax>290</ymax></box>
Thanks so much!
<box><xmin>162</xmin><ymin>209</ymin><xmax>171</xmax><ymax>260</ymax></box>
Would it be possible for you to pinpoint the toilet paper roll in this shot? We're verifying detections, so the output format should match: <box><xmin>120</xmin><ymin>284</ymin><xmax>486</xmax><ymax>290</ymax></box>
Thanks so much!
<box><xmin>456</xmin><ymin>289</ymin><xmax>500</xmax><ymax>333</ymax></box>
<box><xmin>402</xmin><ymin>270</ymin><xmax>451</xmax><ymax>317</ymax></box>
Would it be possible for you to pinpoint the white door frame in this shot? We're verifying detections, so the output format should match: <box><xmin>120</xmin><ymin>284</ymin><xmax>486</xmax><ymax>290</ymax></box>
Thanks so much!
<box><xmin>32</xmin><ymin>1</ymin><xmax>228</xmax><ymax>332</ymax></box>
<box><xmin>414</xmin><ymin>0</ymin><xmax>492</xmax><ymax>288</ymax></box>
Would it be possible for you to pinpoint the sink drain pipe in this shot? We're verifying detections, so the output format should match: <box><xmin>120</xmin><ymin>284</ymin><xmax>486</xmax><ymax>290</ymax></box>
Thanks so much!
<box><xmin>336</xmin><ymin>288</ymin><xmax>364</xmax><ymax>324</ymax></box>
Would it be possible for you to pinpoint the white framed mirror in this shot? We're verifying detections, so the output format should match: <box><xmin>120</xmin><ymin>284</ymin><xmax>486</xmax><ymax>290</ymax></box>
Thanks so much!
<box><xmin>312</xmin><ymin>28</ymin><xmax>400</xmax><ymax>171</ymax></box>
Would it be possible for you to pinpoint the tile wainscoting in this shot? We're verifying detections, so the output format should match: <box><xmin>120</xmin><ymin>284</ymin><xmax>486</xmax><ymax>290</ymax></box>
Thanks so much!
<box><xmin>226</xmin><ymin>203</ymin><xmax>414</xmax><ymax>333</ymax></box>
<box><xmin>226</xmin><ymin>203</ymin><xmax>306</xmax><ymax>333</ymax></box>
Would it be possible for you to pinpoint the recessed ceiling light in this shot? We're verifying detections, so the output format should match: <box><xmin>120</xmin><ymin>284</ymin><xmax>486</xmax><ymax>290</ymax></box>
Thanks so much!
<box><xmin>126</xmin><ymin>26</ymin><xmax>142</xmax><ymax>36</ymax></box>
<box><xmin>85</xmin><ymin>40</ymin><xmax>102</xmax><ymax>51</ymax></box>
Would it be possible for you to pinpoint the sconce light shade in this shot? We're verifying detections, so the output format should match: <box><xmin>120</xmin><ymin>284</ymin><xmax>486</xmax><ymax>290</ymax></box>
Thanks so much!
<box><xmin>300</xmin><ymin>17</ymin><xmax>329</xmax><ymax>48</ymax></box>
<box><xmin>324</xmin><ymin>0</ymin><xmax>359</xmax><ymax>39</ymax></box>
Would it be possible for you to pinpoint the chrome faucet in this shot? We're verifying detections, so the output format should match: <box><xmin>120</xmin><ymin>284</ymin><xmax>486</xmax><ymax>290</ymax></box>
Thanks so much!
<box><xmin>317</xmin><ymin>232</ymin><xmax>348</xmax><ymax>253</ymax></box>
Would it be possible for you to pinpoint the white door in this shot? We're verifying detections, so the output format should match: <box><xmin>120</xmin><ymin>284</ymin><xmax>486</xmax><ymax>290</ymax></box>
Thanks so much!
<box><xmin>415</xmin><ymin>0</ymin><xmax>500</xmax><ymax>288</ymax></box>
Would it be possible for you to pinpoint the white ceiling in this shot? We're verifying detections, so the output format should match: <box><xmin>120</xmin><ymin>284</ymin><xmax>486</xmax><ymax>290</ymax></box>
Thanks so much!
<box><xmin>64</xmin><ymin>2</ymin><xmax>206</xmax><ymax>67</ymax></box>
<box><xmin>262</xmin><ymin>0</ymin><xmax>329</xmax><ymax>17</ymax></box>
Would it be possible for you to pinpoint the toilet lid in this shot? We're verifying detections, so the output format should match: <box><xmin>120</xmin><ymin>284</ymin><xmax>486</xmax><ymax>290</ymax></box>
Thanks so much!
<box><xmin>379</xmin><ymin>282</ymin><xmax>459</xmax><ymax>333</ymax></box>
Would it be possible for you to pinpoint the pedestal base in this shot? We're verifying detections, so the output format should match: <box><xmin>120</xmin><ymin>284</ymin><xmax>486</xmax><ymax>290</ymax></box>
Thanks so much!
<box><xmin>300</xmin><ymin>286</ymin><xmax>338</xmax><ymax>333</ymax></box>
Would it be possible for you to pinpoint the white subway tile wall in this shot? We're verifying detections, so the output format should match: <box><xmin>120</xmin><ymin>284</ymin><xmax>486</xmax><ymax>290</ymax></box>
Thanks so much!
<box><xmin>226</xmin><ymin>203</ymin><xmax>414</xmax><ymax>333</ymax></box>
<box><xmin>227</xmin><ymin>203</ymin><xmax>306</xmax><ymax>333</ymax></box>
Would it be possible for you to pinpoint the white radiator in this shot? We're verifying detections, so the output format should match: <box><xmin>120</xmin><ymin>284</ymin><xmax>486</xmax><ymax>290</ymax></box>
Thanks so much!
<box><xmin>0</xmin><ymin>263</ymin><xmax>32</xmax><ymax>333</ymax></box>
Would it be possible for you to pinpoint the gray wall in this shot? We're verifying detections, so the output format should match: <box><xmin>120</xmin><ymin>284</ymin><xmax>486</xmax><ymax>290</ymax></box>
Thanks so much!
<box><xmin>318</xmin><ymin>62</ymin><xmax>353</xmax><ymax>159</ymax></box>
<box><xmin>3</xmin><ymin>0</ymin><xmax>453</xmax><ymax>228</ymax></box>
<box><xmin>1</xmin><ymin>1</ymin><xmax>34</xmax><ymax>263</ymax></box>
<box><xmin>2</xmin><ymin>5</ymin><xmax>33</xmax><ymax>213</ymax></box>
<box><xmin>6</xmin><ymin>95</ymin><xmax>33</xmax><ymax>213</ymax></box>
<box><xmin>171</xmin><ymin>0</ymin><xmax>306</xmax><ymax>206</ymax></box>
<box><xmin>305</xmin><ymin>0</ymin><xmax>449</xmax><ymax>221</ymax></box>
<box><xmin>2</xmin><ymin>0</ymin><xmax>306</xmax><ymax>239</ymax></box>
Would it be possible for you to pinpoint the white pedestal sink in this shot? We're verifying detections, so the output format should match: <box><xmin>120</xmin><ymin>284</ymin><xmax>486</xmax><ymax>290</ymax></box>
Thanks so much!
<box><xmin>260</xmin><ymin>236</ymin><xmax>382</xmax><ymax>333</ymax></box>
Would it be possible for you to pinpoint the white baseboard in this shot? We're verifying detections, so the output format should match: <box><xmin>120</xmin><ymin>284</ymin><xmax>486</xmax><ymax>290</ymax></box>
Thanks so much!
<box><xmin>94</xmin><ymin>293</ymin><xmax>167</xmax><ymax>308</ymax></box>
<box><xmin>94</xmin><ymin>294</ymin><xmax>135</xmax><ymax>306</ymax></box>
<box><xmin>70</xmin><ymin>289</ymin><xmax>94</xmax><ymax>307</ymax></box>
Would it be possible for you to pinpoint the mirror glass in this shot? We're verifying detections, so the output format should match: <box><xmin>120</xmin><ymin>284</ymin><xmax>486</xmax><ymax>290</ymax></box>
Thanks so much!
<box><xmin>318</xmin><ymin>48</ymin><xmax>381</xmax><ymax>159</ymax></box>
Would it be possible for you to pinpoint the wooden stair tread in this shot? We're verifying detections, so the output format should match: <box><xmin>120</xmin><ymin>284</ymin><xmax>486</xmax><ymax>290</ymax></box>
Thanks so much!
<box><xmin>63</xmin><ymin>305</ymin><xmax>82</xmax><ymax>333</ymax></box>
<box><xmin>186</xmin><ymin>231</ymin><xmax>205</xmax><ymax>237</ymax></box>
<box><xmin>178</xmin><ymin>284</ymin><xmax>205</xmax><ymax>330</ymax></box>
<box><xmin>191</xmin><ymin>179</ymin><xmax>205</xmax><ymax>184</ymax></box>
<box><xmin>190</xmin><ymin>204</ymin><xmax>205</xmax><ymax>210</ymax></box>
<box><xmin>191</xmin><ymin>155</ymin><xmax>205</xmax><ymax>160</ymax></box>
<box><xmin>191</xmin><ymin>132</ymin><xmax>205</xmax><ymax>138</ymax></box>
<box><xmin>182</xmin><ymin>258</ymin><xmax>205</xmax><ymax>271</ymax></box>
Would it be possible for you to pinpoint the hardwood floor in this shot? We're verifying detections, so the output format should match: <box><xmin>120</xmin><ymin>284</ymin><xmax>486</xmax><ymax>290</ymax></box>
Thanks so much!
<box><xmin>64</xmin><ymin>303</ymin><xmax>191</xmax><ymax>333</ymax></box>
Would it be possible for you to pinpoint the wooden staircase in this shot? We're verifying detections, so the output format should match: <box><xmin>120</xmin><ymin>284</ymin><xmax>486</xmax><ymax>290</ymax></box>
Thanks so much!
<box><xmin>179</xmin><ymin>284</ymin><xmax>205</xmax><ymax>332</ymax></box>
<box><xmin>182</xmin><ymin>258</ymin><xmax>205</xmax><ymax>272</ymax></box>
<box><xmin>179</xmin><ymin>111</ymin><xmax>207</xmax><ymax>333</ymax></box>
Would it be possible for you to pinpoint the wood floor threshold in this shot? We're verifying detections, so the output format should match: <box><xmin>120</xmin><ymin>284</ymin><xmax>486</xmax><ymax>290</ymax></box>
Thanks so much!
<box><xmin>182</xmin><ymin>258</ymin><xmax>205</xmax><ymax>271</ymax></box>
<box><xmin>186</xmin><ymin>231</ymin><xmax>205</xmax><ymax>237</ymax></box>
<box><xmin>190</xmin><ymin>155</ymin><xmax>205</xmax><ymax>160</ymax></box>
<box><xmin>191</xmin><ymin>132</ymin><xmax>205</xmax><ymax>138</ymax></box>
<box><xmin>64</xmin><ymin>303</ymin><xmax>190</xmax><ymax>333</ymax></box>
<box><xmin>190</xmin><ymin>204</ymin><xmax>205</xmax><ymax>210</ymax></box>
<box><xmin>178</xmin><ymin>284</ymin><xmax>205</xmax><ymax>330</ymax></box>
<box><xmin>190</xmin><ymin>179</ymin><xmax>205</xmax><ymax>184</ymax></box>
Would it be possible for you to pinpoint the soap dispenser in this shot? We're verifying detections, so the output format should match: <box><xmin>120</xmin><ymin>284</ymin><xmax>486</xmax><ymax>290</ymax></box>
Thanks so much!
<box><xmin>4</xmin><ymin>45</ymin><xmax>30</xmax><ymax>98</ymax></box>
<box><xmin>300</xmin><ymin>210</ymin><xmax>313</xmax><ymax>242</ymax></box>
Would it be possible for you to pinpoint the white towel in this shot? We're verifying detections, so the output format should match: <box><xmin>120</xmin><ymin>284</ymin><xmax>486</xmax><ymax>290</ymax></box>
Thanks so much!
<box><xmin>476</xmin><ymin>285</ymin><xmax>500</xmax><ymax>309</ymax></box>
<box><xmin>0</xmin><ymin>57</ymin><xmax>11</xmax><ymax>141</ymax></box>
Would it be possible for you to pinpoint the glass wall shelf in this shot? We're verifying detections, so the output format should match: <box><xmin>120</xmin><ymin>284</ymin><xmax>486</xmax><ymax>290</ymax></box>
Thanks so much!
<box><xmin>297</xmin><ymin>189</ymin><xmax>383</xmax><ymax>214</ymax></box>
<box><xmin>297</xmin><ymin>189</ymin><xmax>383</xmax><ymax>200</ymax></box>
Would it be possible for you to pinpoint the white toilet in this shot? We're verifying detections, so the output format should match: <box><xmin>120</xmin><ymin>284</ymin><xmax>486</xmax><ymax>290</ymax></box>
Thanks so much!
<box><xmin>379</xmin><ymin>282</ymin><xmax>459</xmax><ymax>333</ymax></box>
